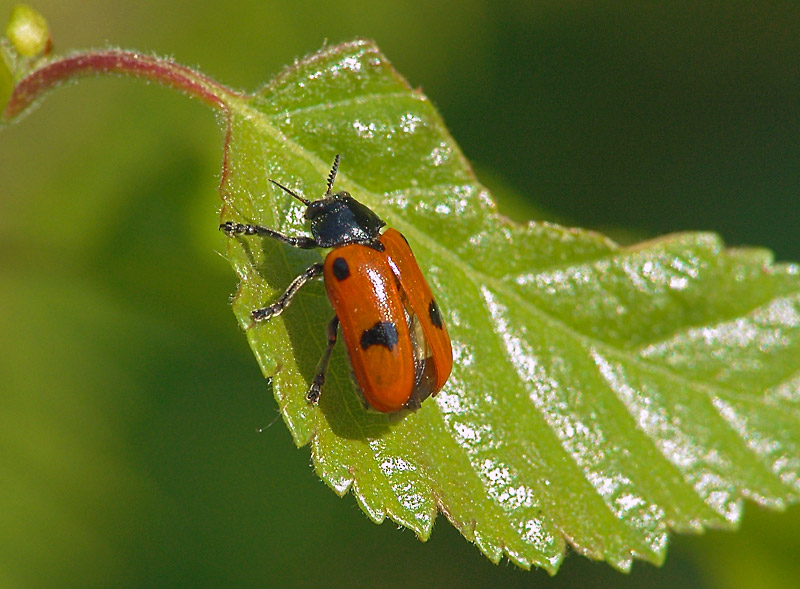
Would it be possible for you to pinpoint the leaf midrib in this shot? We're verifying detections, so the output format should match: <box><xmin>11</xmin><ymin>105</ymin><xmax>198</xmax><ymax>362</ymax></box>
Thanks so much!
<box><xmin>266</xmin><ymin>90</ymin><xmax>420</xmax><ymax>119</ymax></box>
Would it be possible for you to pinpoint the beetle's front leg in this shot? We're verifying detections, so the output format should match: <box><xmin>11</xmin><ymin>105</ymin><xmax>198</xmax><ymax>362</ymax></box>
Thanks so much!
<box><xmin>220</xmin><ymin>221</ymin><xmax>319</xmax><ymax>249</ymax></box>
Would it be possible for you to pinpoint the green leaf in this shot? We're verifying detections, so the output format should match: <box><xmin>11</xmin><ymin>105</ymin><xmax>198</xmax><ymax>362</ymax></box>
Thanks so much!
<box><xmin>218</xmin><ymin>40</ymin><xmax>800</xmax><ymax>572</ymax></box>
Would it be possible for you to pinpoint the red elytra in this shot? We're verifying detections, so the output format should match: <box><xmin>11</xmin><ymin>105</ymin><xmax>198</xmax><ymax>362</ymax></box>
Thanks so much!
<box><xmin>323</xmin><ymin>228</ymin><xmax>452</xmax><ymax>412</ymax></box>
<box><xmin>221</xmin><ymin>155</ymin><xmax>452</xmax><ymax>412</ymax></box>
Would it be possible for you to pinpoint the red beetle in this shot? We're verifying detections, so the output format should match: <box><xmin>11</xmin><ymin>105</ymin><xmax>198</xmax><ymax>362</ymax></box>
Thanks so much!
<box><xmin>221</xmin><ymin>155</ymin><xmax>452</xmax><ymax>412</ymax></box>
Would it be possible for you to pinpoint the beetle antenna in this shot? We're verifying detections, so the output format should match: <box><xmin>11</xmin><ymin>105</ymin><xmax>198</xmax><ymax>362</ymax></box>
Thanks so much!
<box><xmin>325</xmin><ymin>154</ymin><xmax>340</xmax><ymax>195</ymax></box>
<box><xmin>269</xmin><ymin>179</ymin><xmax>311</xmax><ymax>206</ymax></box>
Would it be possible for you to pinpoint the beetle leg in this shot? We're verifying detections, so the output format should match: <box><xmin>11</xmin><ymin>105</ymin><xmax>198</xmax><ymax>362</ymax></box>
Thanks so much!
<box><xmin>219</xmin><ymin>221</ymin><xmax>319</xmax><ymax>249</ymax></box>
<box><xmin>306</xmin><ymin>316</ymin><xmax>340</xmax><ymax>404</ymax></box>
<box><xmin>251</xmin><ymin>263</ymin><xmax>324</xmax><ymax>322</ymax></box>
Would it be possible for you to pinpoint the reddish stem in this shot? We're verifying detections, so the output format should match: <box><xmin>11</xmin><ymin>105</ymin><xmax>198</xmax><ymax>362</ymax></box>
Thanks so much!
<box><xmin>3</xmin><ymin>49</ymin><xmax>242</xmax><ymax>121</ymax></box>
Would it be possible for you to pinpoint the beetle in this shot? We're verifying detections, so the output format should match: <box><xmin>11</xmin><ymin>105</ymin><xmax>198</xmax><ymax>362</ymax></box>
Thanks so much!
<box><xmin>220</xmin><ymin>155</ymin><xmax>452</xmax><ymax>413</ymax></box>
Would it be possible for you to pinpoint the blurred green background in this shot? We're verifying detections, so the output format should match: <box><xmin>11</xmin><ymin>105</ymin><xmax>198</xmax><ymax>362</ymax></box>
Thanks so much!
<box><xmin>2</xmin><ymin>2</ymin><xmax>799</xmax><ymax>587</ymax></box>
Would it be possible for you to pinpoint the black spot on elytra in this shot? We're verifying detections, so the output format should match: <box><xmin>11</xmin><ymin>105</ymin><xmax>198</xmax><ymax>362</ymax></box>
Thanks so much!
<box><xmin>331</xmin><ymin>257</ymin><xmax>350</xmax><ymax>281</ymax></box>
<box><xmin>428</xmin><ymin>299</ymin><xmax>443</xmax><ymax>329</ymax></box>
<box><xmin>360</xmin><ymin>321</ymin><xmax>399</xmax><ymax>351</ymax></box>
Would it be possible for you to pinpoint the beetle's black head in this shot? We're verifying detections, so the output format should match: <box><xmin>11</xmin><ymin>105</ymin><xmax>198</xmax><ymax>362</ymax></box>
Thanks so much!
<box><xmin>270</xmin><ymin>155</ymin><xmax>385</xmax><ymax>248</ymax></box>
<box><xmin>305</xmin><ymin>190</ymin><xmax>385</xmax><ymax>248</ymax></box>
